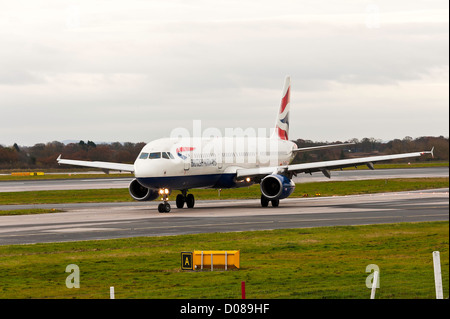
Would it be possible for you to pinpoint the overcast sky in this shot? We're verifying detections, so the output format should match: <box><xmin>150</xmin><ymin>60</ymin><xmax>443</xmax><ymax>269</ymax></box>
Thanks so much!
<box><xmin>1</xmin><ymin>0</ymin><xmax>448</xmax><ymax>146</ymax></box>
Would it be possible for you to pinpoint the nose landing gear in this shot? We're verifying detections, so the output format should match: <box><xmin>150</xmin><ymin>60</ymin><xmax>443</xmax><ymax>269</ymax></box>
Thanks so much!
<box><xmin>157</xmin><ymin>189</ymin><xmax>195</xmax><ymax>213</ymax></box>
<box><xmin>158</xmin><ymin>188</ymin><xmax>171</xmax><ymax>213</ymax></box>
<box><xmin>158</xmin><ymin>201</ymin><xmax>171</xmax><ymax>213</ymax></box>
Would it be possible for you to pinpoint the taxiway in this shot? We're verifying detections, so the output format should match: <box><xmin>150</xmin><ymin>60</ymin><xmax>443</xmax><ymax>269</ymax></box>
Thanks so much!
<box><xmin>0</xmin><ymin>188</ymin><xmax>447</xmax><ymax>245</ymax></box>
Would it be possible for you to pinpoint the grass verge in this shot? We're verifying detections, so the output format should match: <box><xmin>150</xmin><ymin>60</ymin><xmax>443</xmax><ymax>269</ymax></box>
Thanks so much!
<box><xmin>0</xmin><ymin>209</ymin><xmax>64</xmax><ymax>216</ymax></box>
<box><xmin>342</xmin><ymin>161</ymin><xmax>448</xmax><ymax>170</ymax></box>
<box><xmin>0</xmin><ymin>222</ymin><xmax>447</xmax><ymax>299</ymax></box>
<box><xmin>0</xmin><ymin>178</ymin><xmax>448</xmax><ymax>205</ymax></box>
<box><xmin>0</xmin><ymin>173</ymin><xmax>133</xmax><ymax>181</ymax></box>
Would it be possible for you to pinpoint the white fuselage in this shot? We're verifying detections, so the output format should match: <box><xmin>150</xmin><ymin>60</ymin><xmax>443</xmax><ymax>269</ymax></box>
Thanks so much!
<box><xmin>134</xmin><ymin>137</ymin><xmax>296</xmax><ymax>190</ymax></box>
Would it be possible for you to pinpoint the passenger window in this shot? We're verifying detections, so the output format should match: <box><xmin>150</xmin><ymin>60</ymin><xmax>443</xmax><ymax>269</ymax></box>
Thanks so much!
<box><xmin>139</xmin><ymin>152</ymin><xmax>149</xmax><ymax>159</ymax></box>
<box><xmin>149</xmin><ymin>152</ymin><xmax>161</xmax><ymax>159</ymax></box>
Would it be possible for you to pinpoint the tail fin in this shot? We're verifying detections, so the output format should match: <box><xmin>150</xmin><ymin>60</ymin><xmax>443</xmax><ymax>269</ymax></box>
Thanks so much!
<box><xmin>272</xmin><ymin>76</ymin><xmax>291</xmax><ymax>140</ymax></box>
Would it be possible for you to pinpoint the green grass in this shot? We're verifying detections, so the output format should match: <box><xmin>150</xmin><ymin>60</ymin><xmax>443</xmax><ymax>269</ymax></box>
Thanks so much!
<box><xmin>0</xmin><ymin>173</ymin><xmax>133</xmax><ymax>181</ymax></box>
<box><xmin>0</xmin><ymin>188</ymin><xmax>133</xmax><ymax>205</ymax></box>
<box><xmin>0</xmin><ymin>178</ymin><xmax>447</xmax><ymax>205</ymax></box>
<box><xmin>0</xmin><ymin>222</ymin><xmax>447</xmax><ymax>299</ymax></box>
<box><xmin>0</xmin><ymin>209</ymin><xmax>64</xmax><ymax>216</ymax></box>
<box><xmin>343</xmin><ymin>161</ymin><xmax>448</xmax><ymax>170</ymax></box>
<box><xmin>291</xmin><ymin>178</ymin><xmax>449</xmax><ymax>197</ymax></box>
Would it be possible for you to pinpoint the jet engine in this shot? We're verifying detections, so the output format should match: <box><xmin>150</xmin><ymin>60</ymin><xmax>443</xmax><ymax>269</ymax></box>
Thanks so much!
<box><xmin>128</xmin><ymin>178</ymin><xmax>159</xmax><ymax>201</ymax></box>
<box><xmin>260</xmin><ymin>174</ymin><xmax>295</xmax><ymax>200</ymax></box>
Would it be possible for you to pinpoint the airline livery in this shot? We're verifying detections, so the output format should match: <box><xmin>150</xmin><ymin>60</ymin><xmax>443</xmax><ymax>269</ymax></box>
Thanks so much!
<box><xmin>58</xmin><ymin>77</ymin><xmax>434</xmax><ymax>212</ymax></box>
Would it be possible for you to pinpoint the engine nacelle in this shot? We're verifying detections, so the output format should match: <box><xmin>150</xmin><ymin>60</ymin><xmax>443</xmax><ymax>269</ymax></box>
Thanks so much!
<box><xmin>128</xmin><ymin>178</ymin><xmax>159</xmax><ymax>201</ymax></box>
<box><xmin>260</xmin><ymin>174</ymin><xmax>295</xmax><ymax>200</ymax></box>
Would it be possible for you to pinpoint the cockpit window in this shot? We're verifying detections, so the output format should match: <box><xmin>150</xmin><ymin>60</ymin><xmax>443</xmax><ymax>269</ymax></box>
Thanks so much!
<box><xmin>146</xmin><ymin>152</ymin><xmax>174</xmax><ymax>159</ymax></box>
<box><xmin>149</xmin><ymin>152</ymin><xmax>161</xmax><ymax>159</ymax></box>
<box><xmin>162</xmin><ymin>152</ymin><xmax>174</xmax><ymax>159</ymax></box>
<box><xmin>139</xmin><ymin>152</ymin><xmax>149</xmax><ymax>159</ymax></box>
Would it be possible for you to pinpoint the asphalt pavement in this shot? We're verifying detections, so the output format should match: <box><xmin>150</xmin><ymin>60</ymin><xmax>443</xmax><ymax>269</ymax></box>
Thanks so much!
<box><xmin>0</xmin><ymin>188</ymin><xmax>447</xmax><ymax>245</ymax></box>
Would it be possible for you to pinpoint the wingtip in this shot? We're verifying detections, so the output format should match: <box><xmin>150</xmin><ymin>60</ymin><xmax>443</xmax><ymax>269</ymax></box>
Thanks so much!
<box><xmin>420</xmin><ymin>147</ymin><xmax>434</xmax><ymax>158</ymax></box>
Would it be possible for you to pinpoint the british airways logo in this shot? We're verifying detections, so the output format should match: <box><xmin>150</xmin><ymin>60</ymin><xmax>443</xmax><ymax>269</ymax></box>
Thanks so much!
<box><xmin>176</xmin><ymin>147</ymin><xmax>195</xmax><ymax>160</ymax></box>
<box><xmin>276</xmin><ymin>87</ymin><xmax>290</xmax><ymax>140</ymax></box>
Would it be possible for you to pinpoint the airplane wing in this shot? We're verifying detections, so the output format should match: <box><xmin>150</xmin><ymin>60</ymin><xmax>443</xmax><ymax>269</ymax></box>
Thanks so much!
<box><xmin>57</xmin><ymin>155</ymin><xmax>135</xmax><ymax>173</ymax></box>
<box><xmin>292</xmin><ymin>142</ymin><xmax>354</xmax><ymax>153</ymax></box>
<box><xmin>236</xmin><ymin>149</ymin><xmax>434</xmax><ymax>180</ymax></box>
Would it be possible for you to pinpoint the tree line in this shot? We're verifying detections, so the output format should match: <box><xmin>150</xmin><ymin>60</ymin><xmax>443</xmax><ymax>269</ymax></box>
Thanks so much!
<box><xmin>0</xmin><ymin>140</ymin><xmax>145</xmax><ymax>170</ymax></box>
<box><xmin>0</xmin><ymin>136</ymin><xmax>448</xmax><ymax>170</ymax></box>
<box><xmin>291</xmin><ymin>136</ymin><xmax>448</xmax><ymax>164</ymax></box>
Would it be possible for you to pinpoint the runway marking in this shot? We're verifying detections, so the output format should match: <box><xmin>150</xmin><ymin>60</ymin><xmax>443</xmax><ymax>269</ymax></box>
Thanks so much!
<box><xmin>48</xmin><ymin>227</ymin><xmax>123</xmax><ymax>233</ymax></box>
<box><xmin>131</xmin><ymin>220</ymin><xmax>275</xmax><ymax>231</ymax></box>
<box><xmin>0</xmin><ymin>220</ymin><xmax>131</xmax><ymax>234</ymax></box>
<box><xmin>81</xmin><ymin>179</ymin><xmax>129</xmax><ymax>182</ymax></box>
<box><xmin>406</xmin><ymin>213</ymin><xmax>448</xmax><ymax>218</ymax></box>
<box><xmin>278</xmin><ymin>213</ymin><xmax>449</xmax><ymax>224</ymax></box>
<box><xmin>277</xmin><ymin>215</ymin><xmax>400</xmax><ymax>223</ymax></box>
<box><xmin>401</xmin><ymin>206</ymin><xmax>445</xmax><ymax>210</ymax></box>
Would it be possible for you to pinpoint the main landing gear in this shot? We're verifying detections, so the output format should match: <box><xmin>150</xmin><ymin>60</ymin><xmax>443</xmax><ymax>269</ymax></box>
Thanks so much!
<box><xmin>176</xmin><ymin>190</ymin><xmax>195</xmax><ymax>209</ymax></box>
<box><xmin>260</xmin><ymin>194</ymin><xmax>279</xmax><ymax>207</ymax></box>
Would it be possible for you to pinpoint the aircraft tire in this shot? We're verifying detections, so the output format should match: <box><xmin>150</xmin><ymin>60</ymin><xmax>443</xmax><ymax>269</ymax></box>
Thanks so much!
<box><xmin>158</xmin><ymin>203</ymin><xmax>171</xmax><ymax>213</ymax></box>
<box><xmin>271</xmin><ymin>199</ymin><xmax>279</xmax><ymax>207</ymax></box>
<box><xmin>261</xmin><ymin>195</ymin><xmax>269</xmax><ymax>207</ymax></box>
<box><xmin>186</xmin><ymin>194</ymin><xmax>195</xmax><ymax>208</ymax></box>
<box><xmin>176</xmin><ymin>194</ymin><xmax>185</xmax><ymax>208</ymax></box>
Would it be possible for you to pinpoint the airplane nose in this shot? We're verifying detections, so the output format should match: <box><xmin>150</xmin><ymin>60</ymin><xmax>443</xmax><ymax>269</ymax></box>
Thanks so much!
<box><xmin>133</xmin><ymin>154</ymin><xmax>183</xmax><ymax>189</ymax></box>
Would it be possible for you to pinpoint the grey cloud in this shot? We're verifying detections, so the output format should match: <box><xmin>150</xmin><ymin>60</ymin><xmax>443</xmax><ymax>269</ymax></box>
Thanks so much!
<box><xmin>0</xmin><ymin>1</ymin><xmax>448</xmax><ymax>145</ymax></box>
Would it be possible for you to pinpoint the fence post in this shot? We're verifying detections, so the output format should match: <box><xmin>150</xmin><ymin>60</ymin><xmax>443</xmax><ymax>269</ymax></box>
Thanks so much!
<box><xmin>370</xmin><ymin>271</ymin><xmax>379</xmax><ymax>299</ymax></box>
<box><xmin>433</xmin><ymin>251</ymin><xmax>444</xmax><ymax>299</ymax></box>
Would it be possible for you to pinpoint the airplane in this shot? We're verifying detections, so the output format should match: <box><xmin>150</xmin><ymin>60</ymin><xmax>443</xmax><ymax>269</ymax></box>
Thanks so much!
<box><xmin>57</xmin><ymin>76</ymin><xmax>434</xmax><ymax>213</ymax></box>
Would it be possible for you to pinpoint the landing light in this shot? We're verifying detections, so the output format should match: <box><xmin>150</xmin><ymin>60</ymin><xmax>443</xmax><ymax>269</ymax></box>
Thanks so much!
<box><xmin>246</xmin><ymin>177</ymin><xmax>251</xmax><ymax>182</ymax></box>
<box><xmin>159</xmin><ymin>188</ymin><xmax>170</xmax><ymax>195</ymax></box>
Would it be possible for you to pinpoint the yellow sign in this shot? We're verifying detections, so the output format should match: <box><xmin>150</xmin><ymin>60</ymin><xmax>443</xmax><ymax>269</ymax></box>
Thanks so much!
<box><xmin>193</xmin><ymin>250</ymin><xmax>240</xmax><ymax>270</ymax></box>
<box><xmin>181</xmin><ymin>250</ymin><xmax>240</xmax><ymax>271</ymax></box>
<box><xmin>181</xmin><ymin>252</ymin><xmax>193</xmax><ymax>270</ymax></box>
